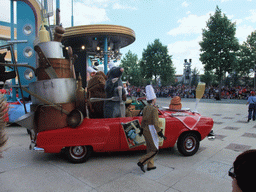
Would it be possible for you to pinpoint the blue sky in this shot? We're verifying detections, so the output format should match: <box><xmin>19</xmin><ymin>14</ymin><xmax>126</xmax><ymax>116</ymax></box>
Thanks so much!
<box><xmin>1</xmin><ymin>0</ymin><xmax>256</xmax><ymax>74</ymax></box>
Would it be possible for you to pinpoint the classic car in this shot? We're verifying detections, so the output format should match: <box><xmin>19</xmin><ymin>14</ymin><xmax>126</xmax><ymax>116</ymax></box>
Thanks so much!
<box><xmin>30</xmin><ymin>97</ymin><xmax>214</xmax><ymax>164</ymax></box>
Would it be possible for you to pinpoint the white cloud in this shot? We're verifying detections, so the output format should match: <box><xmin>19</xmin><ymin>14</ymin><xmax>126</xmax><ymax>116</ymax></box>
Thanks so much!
<box><xmin>112</xmin><ymin>3</ymin><xmax>137</xmax><ymax>10</ymax></box>
<box><xmin>80</xmin><ymin>0</ymin><xmax>110</xmax><ymax>6</ymax></box>
<box><xmin>0</xmin><ymin>0</ymin><xmax>16</xmax><ymax>23</ymax></box>
<box><xmin>246</xmin><ymin>9</ymin><xmax>256</xmax><ymax>23</ymax></box>
<box><xmin>168</xmin><ymin>36</ymin><xmax>204</xmax><ymax>74</ymax></box>
<box><xmin>236</xmin><ymin>25</ymin><xmax>255</xmax><ymax>43</ymax></box>
<box><xmin>0</xmin><ymin>1</ymin><xmax>10</xmax><ymax>22</ymax></box>
<box><xmin>60</xmin><ymin>1</ymin><xmax>109</xmax><ymax>27</ymax></box>
<box><xmin>234</xmin><ymin>19</ymin><xmax>243</xmax><ymax>25</ymax></box>
<box><xmin>167</xmin><ymin>12</ymin><xmax>213</xmax><ymax>36</ymax></box>
<box><xmin>182</xmin><ymin>1</ymin><xmax>189</xmax><ymax>7</ymax></box>
<box><xmin>211</xmin><ymin>0</ymin><xmax>232</xmax><ymax>2</ymax></box>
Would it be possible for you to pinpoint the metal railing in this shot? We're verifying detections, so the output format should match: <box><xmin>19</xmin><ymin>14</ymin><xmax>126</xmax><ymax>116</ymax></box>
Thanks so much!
<box><xmin>0</xmin><ymin>40</ymin><xmax>32</xmax><ymax>113</ymax></box>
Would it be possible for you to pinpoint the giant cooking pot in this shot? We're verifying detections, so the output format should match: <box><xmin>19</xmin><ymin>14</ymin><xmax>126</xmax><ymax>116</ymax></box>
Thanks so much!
<box><xmin>29</xmin><ymin>78</ymin><xmax>76</xmax><ymax>104</ymax></box>
<box><xmin>37</xmin><ymin>41</ymin><xmax>64</xmax><ymax>59</ymax></box>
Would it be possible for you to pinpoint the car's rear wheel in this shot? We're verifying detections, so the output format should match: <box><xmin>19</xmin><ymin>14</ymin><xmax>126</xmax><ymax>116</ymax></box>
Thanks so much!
<box><xmin>177</xmin><ymin>132</ymin><xmax>200</xmax><ymax>156</ymax></box>
<box><xmin>66</xmin><ymin>145</ymin><xmax>92</xmax><ymax>163</ymax></box>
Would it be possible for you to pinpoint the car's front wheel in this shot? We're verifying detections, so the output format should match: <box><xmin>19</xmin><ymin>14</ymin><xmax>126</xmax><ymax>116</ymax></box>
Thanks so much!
<box><xmin>66</xmin><ymin>145</ymin><xmax>92</xmax><ymax>163</ymax></box>
<box><xmin>177</xmin><ymin>132</ymin><xmax>200</xmax><ymax>156</ymax></box>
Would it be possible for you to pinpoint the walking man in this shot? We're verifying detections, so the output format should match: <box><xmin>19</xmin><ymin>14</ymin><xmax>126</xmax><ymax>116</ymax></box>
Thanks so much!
<box><xmin>247</xmin><ymin>91</ymin><xmax>256</xmax><ymax>122</ymax></box>
<box><xmin>137</xmin><ymin>85</ymin><xmax>166</xmax><ymax>172</ymax></box>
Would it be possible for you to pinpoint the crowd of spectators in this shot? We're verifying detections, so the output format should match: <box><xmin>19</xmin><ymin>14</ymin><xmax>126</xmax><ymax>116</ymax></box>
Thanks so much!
<box><xmin>127</xmin><ymin>85</ymin><xmax>254</xmax><ymax>100</ymax></box>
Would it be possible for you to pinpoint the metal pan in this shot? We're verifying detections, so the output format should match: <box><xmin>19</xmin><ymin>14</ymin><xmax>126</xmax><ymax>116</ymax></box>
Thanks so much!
<box><xmin>29</xmin><ymin>78</ymin><xmax>76</xmax><ymax>104</ymax></box>
<box><xmin>22</xmin><ymin>87</ymin><xmax>83</xmax><ymax>128</ymax></box>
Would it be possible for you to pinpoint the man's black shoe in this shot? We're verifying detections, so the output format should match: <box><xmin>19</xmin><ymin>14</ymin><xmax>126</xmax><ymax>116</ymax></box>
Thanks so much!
<box><xmin>248</xmin><ymin>119</ymin><xmax>251</xmax><ymax>122</ymax></box>
<box><xmin>147</xmin><ymin>166</ymin><xmax>156</xmax><ymax>171</ymax></box>
<box><xmin>137</xmin><ymin>162</ymin><xmax>145</xmax><ymax>173</ymax></box>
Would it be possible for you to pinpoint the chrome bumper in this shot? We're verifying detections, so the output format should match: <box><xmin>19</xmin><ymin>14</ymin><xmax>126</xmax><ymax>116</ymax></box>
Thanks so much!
<box><xmin>207</xmin><ymin>130</ymin><xmax>215</xmax><ymax>140</ymax></box>
<box><xmin>29</xmin><ymin>142</ymin><xmax>44</xmax><ymax>152</ymax></box>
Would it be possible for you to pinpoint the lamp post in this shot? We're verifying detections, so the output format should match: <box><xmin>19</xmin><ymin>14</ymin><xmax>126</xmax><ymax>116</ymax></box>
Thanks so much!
<box><xmin>71</xmin><ymin>0</ymin><xmax>74</xmax><ymax>26</ymax></box>
<box><xmin>10</xmin><ymin>0</ymin><xmax>16</xmax><ymax>101</ymax></box>
<box><xmin>184</xmin><ymin>59</ymin><xmax>192</xmax><ymax>85</ymax></box>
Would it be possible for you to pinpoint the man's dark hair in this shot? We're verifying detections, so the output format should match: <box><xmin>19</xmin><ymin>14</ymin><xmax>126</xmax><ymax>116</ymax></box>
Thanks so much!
<box><xmin>234</xmin><ymin>149</ymin><xmax>256</xmax><ymax>192</ymax></box>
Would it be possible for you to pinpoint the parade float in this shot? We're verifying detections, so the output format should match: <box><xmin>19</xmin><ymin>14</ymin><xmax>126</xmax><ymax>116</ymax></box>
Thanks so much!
<box><xmin>0</xmin><ymin>0</ymin><xmax>214</xmax><ymax>163</ymax></box>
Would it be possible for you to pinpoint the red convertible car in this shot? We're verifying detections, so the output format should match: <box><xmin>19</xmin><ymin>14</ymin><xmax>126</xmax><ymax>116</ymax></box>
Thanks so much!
<box><xmin>30</xmin><ymin>98</ymin><xmax>214</xmax><ymax>163</ymax></box>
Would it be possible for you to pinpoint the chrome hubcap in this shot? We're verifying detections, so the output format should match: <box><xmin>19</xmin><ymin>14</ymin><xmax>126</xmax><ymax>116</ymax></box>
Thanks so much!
<box><xmin>70</xmin><ymin>146</ymin><xmax>86</xmax><ymax>159</ymax></box>
<box><xmin>185</xmin><ymin>137</ymin><xmax>195</xmax><ymax>152</ymax></box>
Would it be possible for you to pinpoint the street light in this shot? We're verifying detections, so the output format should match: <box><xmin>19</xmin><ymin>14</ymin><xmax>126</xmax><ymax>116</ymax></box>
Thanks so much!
<box><xmin>184</xmin><ymin>59</ymin><xmax>192</xmax><ymax>85</ymax></box>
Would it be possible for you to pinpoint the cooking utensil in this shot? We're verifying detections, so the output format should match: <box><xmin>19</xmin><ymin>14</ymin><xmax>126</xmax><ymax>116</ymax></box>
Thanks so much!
<box><xmin>68</xmin><ymin>46</ymin><xmax>76</xmax><ymax>79</ymax></box>
<box><xmin>37</xmin><ymin>41</ymin><xmax>64</xmax><ymax>59</ymax></box>
<box><xmin>54</xmin><ymin>25</ymin><xmax>65</xmax><ymax>42</ymax></box>
<box><xmin>118</xmin><ymin>86</ymin><xmax>125</xmax><ymax>117</ymax></box>
<box><xmin>22</xmin><ymin>87</ymin><xmax>83</xmax><ymax>128</ymax></box>
<box><xmin>29</xmin><ymin>78</ymin><xmax>76</xmax><ymax>104</ymax></box>
<box><xmin>56</xmin><ymin>8</ymin><xmax>60</xmax><ymax>26</ymax></box>
<box><xmin>37</xmin><ymin>58</ymin><xmax>71</xmax><ymax>80</ymax></box>
<box><xmin>22</xmin><ymin>87</ymin><xmax>69</xmax><ymax>113</ymax></box>
<box><xmin>15</xmin><ymin>112</ymin><xmax>35</xmax><ymax>130</ymax></box>
<box><xmin>89</xmin><ymin>97</ymin><xmax>119</xmax><ymax>103</ymax></box>
<box><xmin>34</xmin><ymin>45</ymin><xmax>58</xmax><ymax>79</ymax></box>
<box><xmin>67</xmin><ymin>109</ymin><xmax>84</xmax><ymax>128</ymax></box>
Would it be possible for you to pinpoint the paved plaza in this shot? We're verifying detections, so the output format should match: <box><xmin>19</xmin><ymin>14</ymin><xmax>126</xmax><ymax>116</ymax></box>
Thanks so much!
<box><xmin>1</xmin><ymin>98</ymin><xmax>255</xmax><ymax>192</ymax></box>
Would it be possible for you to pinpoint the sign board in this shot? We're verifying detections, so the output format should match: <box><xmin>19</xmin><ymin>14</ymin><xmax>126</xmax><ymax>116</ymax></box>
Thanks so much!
<box><xmin>121</xmin><ymin>118</ymin><xmax>166</xmax><ymax>149</ymax></box>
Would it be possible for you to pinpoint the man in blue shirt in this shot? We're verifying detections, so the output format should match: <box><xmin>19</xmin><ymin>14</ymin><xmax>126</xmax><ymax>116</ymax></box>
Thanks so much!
<box><xmin>246</xmin><ymin>91</ymin><xmax>256</xmax><ymax>122</ymax></box>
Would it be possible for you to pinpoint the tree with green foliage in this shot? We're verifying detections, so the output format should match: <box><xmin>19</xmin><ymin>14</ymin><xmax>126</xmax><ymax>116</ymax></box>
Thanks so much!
<box><xmin>139</xmin><ymin>39</ymin><xmax>175</xmax><ymax>86</ymax></box>
<box><xmin>190</xmin><ymin>68</ymin><xmax>199</xmax><ymax>87</ymax></box>
<box><xmin>235</xmin><ymin>43</ymin><xmax>253</xmax><ymax>86</ymax></box>
<box><xmin>199</xmin><ymin>6</ymin><xmax>239</xmax><ymax>86</ymax></box>
<box><xmin>120</xmin><ymin>50</ymin><xmax>142</xmax><ymax>86</ymax></box>
<box><xmin>247</xmin><ymin>31</ymin><xmax>256</xmax><ymax>50</ymax></box>
<box><xmin>234</xmin><ymin>31</ymin><xmax>256</xmax><ymax>87</ymax></box>
<box><xmin>200</xmin><ymin>70</ymin><xmax>214</xmax><ymax>86</ymax></box>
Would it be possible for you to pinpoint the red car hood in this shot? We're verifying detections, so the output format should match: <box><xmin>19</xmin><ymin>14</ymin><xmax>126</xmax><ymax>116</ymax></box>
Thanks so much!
<box><xmin>161</xmin><ymin>109</ymin><xmax>202</xmax><ymax>130</ymax></box>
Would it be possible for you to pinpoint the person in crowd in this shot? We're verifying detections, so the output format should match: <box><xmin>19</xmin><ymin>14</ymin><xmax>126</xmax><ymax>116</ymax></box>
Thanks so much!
<box><xmin>246</xmin><ymin>91</ymin><xmax>256</xmax><ymax>122</ymax></box>
<box><xmin>108</xmin><ymin>61</ymin><xmax>115</xmax><ymax>70</ymax></box>
<box><xmin>136</xmin><ymin>87</ymin><xmax>141</xmax><ymax>97</ymax></box>
<box><xmin>123</xmin><ymin>82</ymin><xmax>129</xmax><ymax>95</ymax></box>
<box><xmin>229</xmin><ymin>149</ymin><xmax>256</xmax><ymax>192</ymax></box>
<box><xmin>137</xmin><ymin>85</ymin><xmax>166</xmax><ymax>172</ymax></box>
